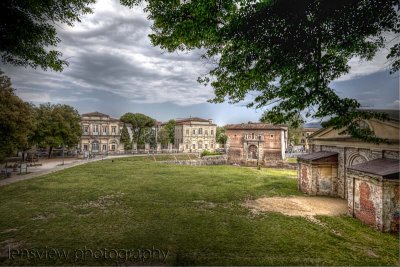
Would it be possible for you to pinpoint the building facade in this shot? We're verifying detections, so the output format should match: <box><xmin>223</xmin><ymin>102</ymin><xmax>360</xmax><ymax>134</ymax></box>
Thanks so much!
<box><xmin>225</xmin><ymin>123</ymin><xmax>288</xmax><ymax>166</ymax></box>
<box><xmin>174</xmin><ymin>118</ymin><xmax>217</xmax><ymax>152</ymax></box>
<box><xmin>300</xmin><ymin>127</ymin><xmax>320</xmax><ymax>151</ymax></box>
<box><xmin>79</xmin><ymin>112</ymin><xmax>124</xmax><ymax>155</ymax></box>
<box><xmin>298</xmin><ymin>110</ymin><xmax>400</xmax><ymax>232</ymax></box>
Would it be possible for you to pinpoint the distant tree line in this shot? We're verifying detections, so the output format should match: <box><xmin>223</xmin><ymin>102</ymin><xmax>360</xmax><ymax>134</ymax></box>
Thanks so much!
<box><xmin>0</xmin><ymin>71</ymin><xmax>81</xmax><ymax>162</ymax></box>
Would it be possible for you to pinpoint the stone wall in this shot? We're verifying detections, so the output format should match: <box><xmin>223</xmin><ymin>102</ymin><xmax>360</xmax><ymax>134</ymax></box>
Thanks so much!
<box><xmin>161</xmin><ymin>155</ymin><xmax>227</xmax><ymax>166</ymax></box>
<box><xmin>347</xmin><ymin>169</ymin><xmax>400</xmax><ymax>232</ymax></box>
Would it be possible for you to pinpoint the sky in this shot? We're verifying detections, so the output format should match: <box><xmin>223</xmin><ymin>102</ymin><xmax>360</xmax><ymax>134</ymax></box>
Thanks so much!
<box><xmin>1</xmin><ymin>0</ymin><xmax>399</xmax><ymax>125</ymax></box>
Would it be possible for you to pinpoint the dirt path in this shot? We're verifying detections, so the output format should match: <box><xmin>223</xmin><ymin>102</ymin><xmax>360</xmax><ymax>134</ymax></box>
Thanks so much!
<box><xmin>244</xmin><ymin>196</ymin><xmax>347</xmax><ymax>217</ymax></box>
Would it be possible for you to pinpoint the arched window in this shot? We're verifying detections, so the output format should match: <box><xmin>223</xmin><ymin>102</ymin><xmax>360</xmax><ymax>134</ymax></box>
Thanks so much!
<box><xmin>198</xmin><ymin>140</ymin><xmax>203</xmax><ymax>149</ymax></box>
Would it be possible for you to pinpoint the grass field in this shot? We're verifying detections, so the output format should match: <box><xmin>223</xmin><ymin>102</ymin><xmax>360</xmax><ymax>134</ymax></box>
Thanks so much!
<box><xmin>0</xmin><ymin>156</ymin><xmax>398</xmax><ymax>265</ymax></box>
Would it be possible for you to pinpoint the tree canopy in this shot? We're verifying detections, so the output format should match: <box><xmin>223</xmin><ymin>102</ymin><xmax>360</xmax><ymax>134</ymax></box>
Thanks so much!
<box><xmin>120</xmin><ymin>124</ymin><xmax>132</xmax><ymax>150</ymax></box>
<box><xmin>216</xmin><ymin>127</ymin><xmax>228</xmax><ymax>145</ymax></box>
<box><xmin>120</xmin><ymin>113</ymin><xmax>156</xmax><ymax>144</ymax></box>
<box><xmin>123</xmin><ymin>0</ymin><xmax>399</xmax><ymax>143</ymax></box>
<box><xmin>0</xmin><ymin>71</ymin><xmax>36</xmax><ymax>161</ymax></box>
<box><xmin>33</xmin><ymin>103</ymin><xmax>82</xmax><ymax>157</ymax></box>
<box><xmin>163</xmin><ymin>119</ymin><xmax>176</xmax><ymax>144</ymax></box>
<box><xmin>0</xmin><ymin>0</ymin><xmax>95</xmax><ymax>71</ymax></box>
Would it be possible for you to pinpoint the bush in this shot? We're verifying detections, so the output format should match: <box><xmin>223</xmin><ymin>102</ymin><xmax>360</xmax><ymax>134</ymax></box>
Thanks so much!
<box><xmin>201</xmin><ymin>150</ymin><xmax>222</xmax><ymax>157</ymax></box>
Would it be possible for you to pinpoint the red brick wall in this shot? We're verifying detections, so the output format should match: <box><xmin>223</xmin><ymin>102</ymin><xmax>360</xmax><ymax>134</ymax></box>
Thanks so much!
<box><xmin>355</xmin><ymin>181</ymin><xmax>377</xmax><ymax>227</ymax></box>
<box><xmin>226</xmin><ymin>129</ymin><xmax>283</xmax><ymax>164</ymax></box>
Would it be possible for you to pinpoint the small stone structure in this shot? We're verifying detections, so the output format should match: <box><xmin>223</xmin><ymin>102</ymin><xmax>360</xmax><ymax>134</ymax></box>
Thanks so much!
<box><xmin>347</xmin><ymin>158</ymin><xmax>399</xmax><ymax>232</ymax></box>
<box><xmin>144</xmin><ymin>143</ymin><xmax>150</xmax><ymax>153</ymax></box>
<box><xmin>132</xmin><ymin>143</ymin><xmax>137</xmax><ymax>154</ymax></box>
<box><xmin>298</xmin><ymin>152</ymin><xmax>338</xmax><ymax>196</ymax></box>
<box><xmin>156</xmin><ymin>143</ymin><xmax>161</xmax><ymax>153</ymax></box>
<box><xmin>298</xmin><ymin>109</ymin><xmax>400</xmax><ymax>232</ymax></box>
<box><xmin>225</xmin><ymin>122</ymin><xmax>288</xmax><ymax>166</ymax></box>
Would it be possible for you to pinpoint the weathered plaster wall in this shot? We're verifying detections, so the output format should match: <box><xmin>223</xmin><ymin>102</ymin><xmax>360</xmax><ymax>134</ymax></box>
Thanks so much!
<box><xmin>298</xmin><ymin>162</ymin><xmax>338</xmax><ymax>196</ymax></box>
<box><xmin>347</xmin><ymin>170</ymin><xmax>400</xmax><ymax>232</ymax></box>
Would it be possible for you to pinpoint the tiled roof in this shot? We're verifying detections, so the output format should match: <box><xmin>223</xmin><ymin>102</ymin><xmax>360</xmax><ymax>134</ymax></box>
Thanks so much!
<box><xmin>225</xmin><ymin>122</ymin><xmax>287</xmax><ymax>130</ymax></box>
<box><xmin>81</xmin><ymin>111</ymin><xmax>109</xmax><ymax>117</ymax></box>
<box><xmin>347</xmin><ymin>158</ymin><xmax>400</xmax><ymax>179</ymax></box>
<box><xmin>298</xmin><ymin>151</ymin><xmax>338</xmax><ymax>161</ymax></box>
<box><xmin>175</xmin><ymin>117</ymin><xmax>215</xmax><ymax>125</ymax></box>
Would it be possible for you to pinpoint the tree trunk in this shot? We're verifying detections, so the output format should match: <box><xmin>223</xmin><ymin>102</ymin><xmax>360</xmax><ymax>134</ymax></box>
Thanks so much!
<box><xmin>48</xmin><ymin>146</ymin><xmax>53</xmax><ymax>158</ymax></box>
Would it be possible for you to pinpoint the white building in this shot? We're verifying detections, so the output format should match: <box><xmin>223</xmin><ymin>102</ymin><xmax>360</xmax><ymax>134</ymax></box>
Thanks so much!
<box><xmin>174</xmin><ymin>117</ymin><xmax>217</xmax><ymax>152</ymax></box>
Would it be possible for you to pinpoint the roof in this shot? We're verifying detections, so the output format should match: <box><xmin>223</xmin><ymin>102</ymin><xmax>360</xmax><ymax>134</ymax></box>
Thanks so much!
<box><xmin>309</xmin><ymin>109</ymin><xmax>400</xmax><ymax>140</ymax></box>
<box><xmin>175</xmin><ymin>117</ymin><xmax>215</xmax><ymax>125</ymax></box>
<box><xmin>81</xmin><ymin>111</ymin><xmax>109</xmax><ymax>117</ymax></box>
<box><xmin>358</xmin><ymin>109</ymin><xmax>399</xmax><ymax>122</ymax></box>
<box><xmin>298</xmin><ymin>151</ymin><xmax>338</xmax><ymax>161</ymax></box>
<box><xmin>225</xmin><ymin>122</ymin><xmax>287</xmax><ymax>130</ymax></box>
<box><xmin>347</xmin><ymin>158</ymin><xmax>400</xmax><ymax>179</ymax></box>
<box><xmin>303</xmin><ymin>127</ymin><xmax>320</xmax><ymax>132</ymax></box>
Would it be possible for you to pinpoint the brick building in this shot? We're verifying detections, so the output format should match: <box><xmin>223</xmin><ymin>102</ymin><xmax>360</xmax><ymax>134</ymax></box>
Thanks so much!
<box><xmin>225</xmin><ymin>123</ymin><xmax>288</xmax><ymax>166</ymax></box>
<box><xmin>298</xmin><ymin>109</ymin><xmax>399</xmax><ymax>232</ymax></box>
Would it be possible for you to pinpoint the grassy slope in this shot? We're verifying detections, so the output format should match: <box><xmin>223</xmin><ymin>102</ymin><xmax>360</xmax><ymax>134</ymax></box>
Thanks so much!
<box><xmin>0</xmin><ymin>156</ymin><xmax>398</xmax><ymax>266</ymax></box>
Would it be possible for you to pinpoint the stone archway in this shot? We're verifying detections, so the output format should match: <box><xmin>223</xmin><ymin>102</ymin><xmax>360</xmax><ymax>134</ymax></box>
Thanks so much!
<box><xmin>248</xmin><ymin>145</ymin><xmax>258</xmax><ymax>159</ymax></box>
<box><xmin>348</xmin><ymin>154</ymin><xmax>368</xmax><ymax>166</ymax></box>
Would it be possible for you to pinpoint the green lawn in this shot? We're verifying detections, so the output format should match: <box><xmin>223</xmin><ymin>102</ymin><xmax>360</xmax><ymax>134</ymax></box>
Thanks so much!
<box><xmin>286</xmin><ymin>157</ymin><xmax>298</xmax><ymax>163</ymax></box>
<box><xmin>0</xmin><ymin>156</ymin><xmax>398</xmax><ymax>266</ymax></box>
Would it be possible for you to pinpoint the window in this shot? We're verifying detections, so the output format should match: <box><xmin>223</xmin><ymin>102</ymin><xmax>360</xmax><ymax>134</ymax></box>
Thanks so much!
<box><xmin>199</xmin><ymin>128</ymin><xmax>203</xmax><ymax>134</ymax></box>
<box><xmin>198</xmin><ymin>141</ymin><xmax>203</xmax><ymax>149</ymax></box>
<box><xmin>102</xmin><ymin>126</ymin><xmax>107</xmax><ymax>134</ymax></box>
<box><xmin>205</xmin><ymin>144</ymin><xmax>208</xmax><ymax>149</ymax></box>
<box><xmin>210</xmin><ymin>143</ymin><xmax>214</xmax><ymax>148</ymax></box>
<box><xmin>186</xmin><ymin>143</ymin><xmax>189</xmax><ymax>149</ymax></box>
<box><xmin>112</xmin><ymin>126</ymin><xmax>116</xmax><ymax>133</ymax></box>
<box><xmin>83</xmin><ymin>145</ymin><xmax>88</xmax><ymax>151</ymax></box>
<box><xmin>192</xmin><ymin>144</ymin><xmax>196</xmax><ymax>149</ymax></box>
<box><xmin>102</xmin><ymin>144</ymin><xmax>107</xmax><ymax>151</ymax></box>
<box><xmin>205</xmin><ymin>130</ymin><xmax>208</xmax><ymax>135</ymax></box>
<box><xmin>252</xmin><ymin>133</ymin><xmax>255</xmax><ymax>139</ymax></box>
<box><xmin>92</xmin><ymin>142</ymin><xmax>99</xmax><ymax>151</ymax></box>
<box><xmin>111</xmin><ymin>144</ymin><xmax>116</xmax><ymax>151</ymax></box>
<box><xmin>211</xmin><ymin>130</ymin><xmax>214</xmax><ymax>135</ymax></box>
<box><xmin>186</xmin><ymin>129</ymin><xmax>189</xmax><ymax>135</ymax></box>
<box><xmin>83</xmin><ymin>126</ymin><xmax>89</xmax><ymax>134</ymax></box>
<box><xmin>93</xmin><ymin>125</ymin><xmax>99</xmax><ymax>133</ymax></box>
<box><xmin>192</xmin><ymin>129</ymin><xmax>196</xmax><ymax>135</ymax></box>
